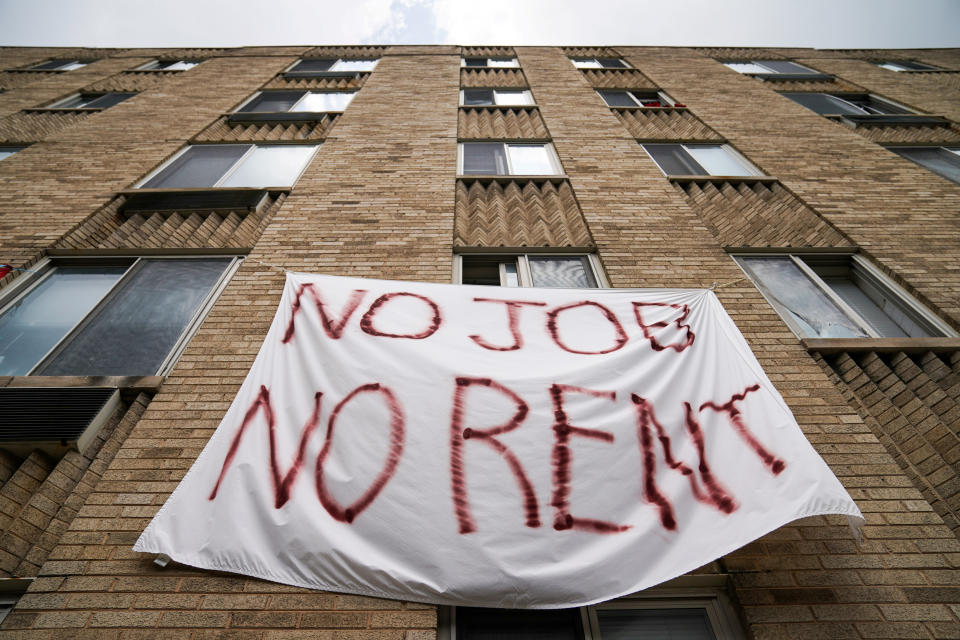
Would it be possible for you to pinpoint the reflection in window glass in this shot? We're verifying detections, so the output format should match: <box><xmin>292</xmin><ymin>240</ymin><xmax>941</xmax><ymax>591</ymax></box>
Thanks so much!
<box><xmin>293</xmin><ymin>92</ymin><xmax>354</xmax><ymax>112</ymax></box>
<box><xmin>643</xmin><ymin>144</ymin><xmax>706</xmax><ymax>175</ymax></box>
<box><xmin>529</xmin><ymin>257</ymin><xmax>597</xmax><ymax>288</ymax></box>
<box><xmin>332</xmin><ymin>59</ymin><xmax>378</xmax><ymax>71</ymax></box>
<box><xmin>0</xmin><ymin>266</ymin><xmax>127</xmax><ymax>375</ymax></box>
<box><xmin>239</xmin><ymin>91</ymin><xmax>303</xmax><ymax>113</ymax></box>
<box><xmin>0</xmin><ymin>147</ymin><xmax>25</xmax><ymax>161</ymax></box>
<box><xmin>724</xmin><ymin>62</ymin><xmax>770</xmax><ymax>74</ymax></box>
<box><xmin>462</xmin><ymin>143</ymin><xmax>508</xmax><ymax>175</ymax></box>
<box><xmin>40</xmin><ymin>259</ymin><xmax>232</xmax><ymax>376</ymax></box>
<box><xmin>142</xmin><ymin>145</ymin><xmax>250</xmax><ymax>189</ymax></box>
<box><xmin>219</xmin><ymin>145</ymin><xmax>317</xmax><ymax>188</ymax></box>
<box><xmin>507</xmin><ymin>145</ymin><xmax>555</xmax><ymax>175</ymax></box>
<box><xmin>494</xmin><ymin>90</ymin><xmax>533</xmax><ymax>105</ymax></box>
<box><xmin>685</xmin><ymin>145</ymin><xmax>757</xmax><ymax>176</ymax></box>
<box><xmin>890</xmin><ymin>147</ymin><xmax>960</xmax><ymax>185</ymax></box>
<box><xmin>738</xmin><ymin>257</ymin><xmax>870</xmax><ymax>338</ymax></box>
<box><xmin>486</xmin><ymin>58</ymin><xmax>519</xmax><ymax>68</ymax></box>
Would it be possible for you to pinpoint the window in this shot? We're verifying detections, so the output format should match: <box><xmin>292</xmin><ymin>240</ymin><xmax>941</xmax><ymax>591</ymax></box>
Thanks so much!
<box><xmin>0</xmin><ymin>256</ymin><xmax>240</xmax><ymax>376</ymax></box>
<box><xmin>571</xmin><ymin>57</ymin><xmax>629</xmax><ymax>69</ymax></box>
<box><xmin>458</xmin><ymin>254</ymin><xmax>601</xmax><ymax>288</ymax></box>
<box><xmin>889</xmin><ymin>147</ymin><xmax>960</xmax><ymax>185</ymax></box>
<box><xmin>461</xmin><ymin>57</ymin><xmax>520</xmax><ymax>68</ymax></box>
<box><xmin>237</xmin><ymin>90</ymin><xmax>355</xmax><ymax>113</ymax></box>
<box><xmin>782</xmin><ymin>92</ymin><xmax>909</xmax><ymax>116</ymax></box>
<box><xmin>445</xmin><ymin>596</ymin><xmax>739</xmax><ymax>639</ymax></box>
<box><xmin>137</xmin><ymin>59</ymin><xmax>199</xmax><ymax>71</ymax></box>
<box><xmin>734</xmin><ymin>253</ymin><xmax>954</xmax><ymax>339</ymax></box>
<box><xmin>458</xmin><ymin>143</ymin><xmax>562</xmax><ymax>176</ymax></box>
<box><xmin>597</xmin><ymin>89</ymin><xmax>679</xmax><ymax>108</ymax></box>
<box><xmin>724</xmin><ymin>60</ymin><xmax>817</xmax><ymax>75</ymax></box>
<box><xmin>47</xmin><ymin>92</ymin><xmax>136</xmax><ymax>109</ymax></box>
<box><xmin>877</xmin><ymin>60</ymin><xmax>941</xmax><ymax>72</ymax></box>
<box><xmin>29</xmin><ymin>59</ymin><xmax>87</xmax><ymax>71</ymax></box>
<box><xmin>460</xmin><ymin>89</ymin><xmax>534</xmax><ymax>106</ymax></box>
<box><xmin>287</xmin><ymin>58</ymin><xmax>378</xmax><ymax>73</ymax></box>
<box><xmin>138</xmin><ymin>144</ymin><xmax>319</xmax><ymax>189</ymax></box>
<box><xmin>0</xmin><ymin>146</ymin><xmax>25</xmax><ymax>161</ymax></box>
<box><xmin>642</xmin><ymin>143</ymin><xmax>762</xmax><ymax>177</ymax></box>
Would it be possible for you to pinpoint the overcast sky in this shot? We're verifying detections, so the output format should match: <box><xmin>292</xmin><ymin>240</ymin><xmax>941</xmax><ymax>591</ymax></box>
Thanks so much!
<box><xmin>1</xmin><ymin>0</ymin><xmax>958</xmax><ymax>49</ymax></box>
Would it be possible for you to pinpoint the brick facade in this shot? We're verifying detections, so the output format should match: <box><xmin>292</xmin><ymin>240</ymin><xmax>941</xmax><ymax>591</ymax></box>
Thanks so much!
<box><xmin>0</xmin><ymin>44</ymin><xmax>958</xmax><ymax>638</ymax></box>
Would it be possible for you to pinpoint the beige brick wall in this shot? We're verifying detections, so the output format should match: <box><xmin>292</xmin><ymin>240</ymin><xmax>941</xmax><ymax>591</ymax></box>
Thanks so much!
<box><xmin>0</xmin><ymin>45</ymin><xmax>958</xmax><ymax>639</ymax></box>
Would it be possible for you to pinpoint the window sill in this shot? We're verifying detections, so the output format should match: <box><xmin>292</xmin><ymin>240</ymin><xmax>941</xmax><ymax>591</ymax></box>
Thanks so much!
<box><xmin>458</xmin><ymin>104</ymin><xmax>539</xmax><ymax>110</ymax></box>
<box><xmin>749</xmin><ymin>72</ymin><xmax>835</xmax><ymax>81</ymax></box>
<box><xmin>803</xmin><ymin>337</ymin><xmax>960</xmax><ymax>355</ymax></box>
<box><xmin>0</xmin><ymin>375</ymin><xmax>163</xmax><ymax>393</ymax></box>
<box><xmin>226</xmin><ymin>111</ymin><xmax>340</xmax><ymax>123</ymax></box>
<box><xmin>668</xmin><ymin>174</ymin><xmax>776</xmax><ymax>183</ymax></box>
<box><xmin>828</xmin><ymin>114</ymin><xmax>950</xmax><ymax>126</ymax></box>
<box><xmin>457</xmin><ymin>174</ymin><xmax>569</xmax><ymax>182</ymax></box>
<box><xmin>23</xmin><ymin>107</ymin><xmax>104</xmax><ymax>114</ymax></box>
<box><xmin>119</xmin><ymin>188</ymin><xmax>287</xmax><ymax>212</ymax></box>
<box><xmin>282</xmin><ymin>70</ymin><xmax>366</xmax><ymax>79</ymax></box>
<box><xmin>611</xmin><ymin>105</ymin><xmax>688</xmax><ymax>112</ymax></box>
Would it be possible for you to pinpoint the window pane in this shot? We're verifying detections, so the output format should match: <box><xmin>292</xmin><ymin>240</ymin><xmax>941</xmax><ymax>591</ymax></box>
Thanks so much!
<box><xmin>461</xmin><ymin>143</ymin><xmax>508</xmax><ymax>175</ymax></box>
<box><xmin>32</xmin><ymin>60</ymin><xmax>70</xmax><ymax>70</ymax></box>
<box><xmin>598</xmin><ymin>90</ymin><xmax>638</xmax><ymax>107</ymax></box>
<box><xmin>462</xmin><ymin>257</ymin><xmax>516</xmax><ymax>286</ymax></box>
<box><xmin>494</xmin><ymin>90</ymin><xmax>533</xmax><ymax>106</ymax></box>
<box><xmin>823</xmin><ymin>277</ymin><xmax>912</xmax><ymax>337</ymax></box>
<box><xmin>40</xmin><ymin>259</ymin><xmax>232</xmax><ymax>376</ymax></box>
<box><xmin>599</xmin><ymin>59</ymin><xmax>627</xmax><ymax>68</ymax></box>
<box><xmin>161</xmin><ymin>60</ymin><xmax>197</xmax><ymax>71</ymax></box>
<box><xmin>573</xmin><ymin>58</ymin><xmax>603</xmax><ymax>69</ymax></box>
<box><xmin>891</xmin><ymin>147</ymin><xmax>960</xmax><ymax>184</ymax></box>
<box><xmin>0</xmin><ymin>266</ymin><xmax>127</xmax><ymax>375</ymax></box>
<box><xmin>529</xmin><ymin>257</ymin><xmax>597</xmax><ymax>288</ymax></box>
<box><xmin>292</xmin><ymin>92</ymin><xmax>354</xmax><ymax>112</ymax></box>
<box><xmin>783</xmin><ymin>93</ymin><xmax>865</xmax><ymax>115</ymax></box>
<box><xmin>82</xmin><ymin>93</ymin><xmax>135</xmax><ymax>109</ymax></box>
<box><xmin>54</xmin><ymin>94</ymin><xmax>90</xmax><ymax>108</ymax></box>
<box><xmin>462</xmin><ymin>58</ymin><xmax>487</xmax><ymax>67</ymax></box>
<box><xmin>332</xmin><ymin>59</ymin><xmax>377</xmax><ymax>71</ymax></box>
<box><xmin>643</xmin><ymin>144</ymin><xmax>706</xmax><ymax>175</ymax></box>
<box><xmin>597</xmin><ymin>608</ymin><xmax>717</xmax><ymax>640</ymax></box>
<box><xmin>238</xmin><ymin>91</ymin><xmax>303</xmax><ymax>113</ymax></box>
<box><xmin>762</xmin><ymin>60</ymin><xmax>813</xmax><ymax>74</ymax></box>
<box><xmin>0</xmin><ymin>147</ymin><xmax>24</xmax><ymax>161</ymax></box>
<box><xmin>724</xmin><ymin>62</ymin><xmax>770</xmax><ymax>74</ymax></box>
<box><xmin>58</xmin><ymin>61</ymin><xmax>87</xmax><ymax>71</ymax></box>
<box><xmin>456</xmin><ymin>607</ymin><xmax>583</xmax><ymax>640</ymax></box>
<box><xmin>142</xmin><ymin>145</ymin><xmax>250</xmax><ymax>189</ymax></box>
<box><xmin>462</xmin><ymin>89</ymin><xmax>494</xmax><ymax>105</ymax></box>
<box><xmin>290</xmin><ymin>59</ymin><xmax>335</xmax><ymax>72</ymax></box>
<box><xmin>219</xmin><ymin>145</ymin><xmax>317</xmax><ymax>188</ymax></box>
<box><xmin>686</xmin><ymin>145</ymin><xmax>758</xmax><ymax>176</ymax></box>
<box><xmin>487</xmin><ymin>58</ymin><xmax>519</xmax><ymax>68</ymax></box>
<box><xmin>507</xmin><ymin>145</ymin><xmax>557</xmax><ymax>175</ymax></box>
<box><xmin>738</xmin><ymin>256</ymin><xmax>870</xmax><ymax>338</ymax></box>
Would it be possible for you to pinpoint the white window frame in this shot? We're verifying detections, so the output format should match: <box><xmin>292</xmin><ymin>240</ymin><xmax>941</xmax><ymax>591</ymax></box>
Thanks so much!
<box><xmin>571</xmin><ymin>57</ymin><xmax>630</xmax><ymax>69</ymax></box>
<box><xmin>456</xmin><ymin>142</ymin><xmax>564</xmax><ymax>177</ymax></box>
<box><xmin>460</xmin><ymin>57</ymin><xmax>520</xmax><ymax>68</ymax></box>
<box><xmin>597</xmin><ymin>89</ymin><xmax>677</xmax><ymax>107</ymax></box>
<box><xmin>723</xmin><ymin>60</ymin><xmax>817</xmax><ymax>75</ymax></box>
<box><xmin>877</xmin><ymin>60</ymin><xmax>940</xmax><ymax>72</ymax></box>
<box><xmin>642</xmin><ymin>143</ymin><xmax>763</xmax><ymax>178</ymax></box>
<box><xmin>284</xmin><ymin>58</ymin><xmax>379</xmax><ymax>73</ymax></box>
<box><xmin>732</xmin><ymin>252</ymin><xmax>956</xmax><ymax>340</ymax></box>
<box><xmin>136</xmin><ymin>59</ymin><xmax>199</xmax><ymax>71</ymax></box>
<box><xmin>453</xmin><ymin>253</ymin><xmax>608</xmax><ymax>288</ymax></box>
<box><xmin>458</xmin><ymin>88</ymin><xmax>535</xmax><ymax>106</ymax></box>
<box><xmin>135</xmin><ymin>143</ymin><xmax>321</xmax><ymax>189</ymax></box>
<box><xmin>0</xmin><ymin>255</ymin><xmax>244</xmax><ymax>377</ymax></box>
<box><xmin>234</xmin><ymin>90</ymin><xmax>357</xmax><ymax>113</ymax></box>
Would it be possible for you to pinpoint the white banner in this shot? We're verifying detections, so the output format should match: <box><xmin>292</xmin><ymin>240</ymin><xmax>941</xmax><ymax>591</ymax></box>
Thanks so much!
<box><xmin>135</xmin><ymin>273</ymin><xmax>862</xmax><ymax>608</ymax></box>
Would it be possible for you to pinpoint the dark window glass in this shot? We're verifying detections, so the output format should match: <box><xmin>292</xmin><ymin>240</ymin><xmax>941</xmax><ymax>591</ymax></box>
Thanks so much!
<box><xmin>461</xmin><ymin>257</ymin><xmax>514</xmax><ymax>286</ymax></box>
<box><xmin>238</xmin><ymin>91</ymin><xmax>304</xmax><ymax>112</ymax></box>
<box><xmin>643</xmin><ymin>144</ymin><xmax>706</xmax><ymax>175</ymax></box>
<box><xmin>597</xmin><ymin>608</ymin><xmax>717</xmax><ymax>640</ymax></box>
<box><xmin>463</xmin><ymin>57</ymin><xmax>488</xmax><ymax>67</ymax></box>
<box><xmin>31</xmin><ymin>60</ymin><xmax>77</xmax><ymax>70</ymax></box>
<box><xmin>783</xmin><ymin>93</ymin><xmax>864</xmax><ymax>115</ymax></box>
<box><xmin>456</xmin><ymin>607</ymin><xmax>583</xmax><ymax>640</ymax></box>
<box><xmin>39</xmin><ymin>259</ymin><xmax>232</xmax><ymax>376</ymax></box>
<box><xmin>598</xmin><ymin>90</ymin><xmax>637</xmax><ymax>107</ymax></box>
<box><xmin>82</xmin><ymin>93</ymin><xmax>136</xmax><ymax>109</ymax></box>
<box><xmin>843</xmin><ymin>95</ymin><xmax>906</xmax><ymax>115</ymax></box>
<box><xmin>599</xmin><ymin>58</ymin><xmax>627</xmax><ymax>68</ymax></box>
<box><xmin>462</xmin><ymin>89</ymin><xmax>495</xmax><ymax>105</ymax></box>
<box><xmin>762</xmin><ymin>60</ymin><xmax>812</xmax><ymax>74</ymax></box>
<box><xmin>290</xmin><ymin>59</ymin><xmax>335</xmax><ymax>72</ymax></box>
<box><xmin>462</xmin><ymin>143</ymin><xmax>508</xmax><ymax>175</ymax></box>
<box><xmin>142</xmin><ymin>145</ymin><xmax>250</xmax><ymax>189</ymax></box>
<box><xmin>891</xmin><ymin>147</ymin><xmax>960</xmax><ymax>185</ymax></box>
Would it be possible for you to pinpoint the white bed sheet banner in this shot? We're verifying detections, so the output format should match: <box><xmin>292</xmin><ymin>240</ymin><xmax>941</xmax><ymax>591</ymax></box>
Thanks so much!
<box><xmin>135</xmin><ymin>272</ymin><xmax>863</xmax><ymax>608</ymax></box>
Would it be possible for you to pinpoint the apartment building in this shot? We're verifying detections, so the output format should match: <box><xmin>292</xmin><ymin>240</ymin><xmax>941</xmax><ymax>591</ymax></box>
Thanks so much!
<box><xmin>0</xmin><ymin>43</ymin><xmax>959</xmax><ymax>638</ymax></box>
